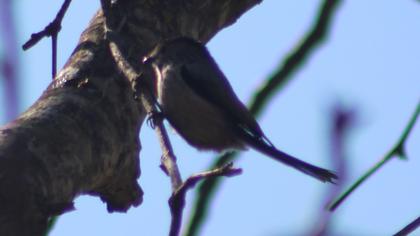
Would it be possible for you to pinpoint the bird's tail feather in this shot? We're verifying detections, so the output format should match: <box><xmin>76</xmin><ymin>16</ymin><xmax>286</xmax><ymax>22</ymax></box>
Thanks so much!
<box><xmin>241</xmin><ymin>132</ymin><xmax>338</xmax><ymax>183</ymax></box>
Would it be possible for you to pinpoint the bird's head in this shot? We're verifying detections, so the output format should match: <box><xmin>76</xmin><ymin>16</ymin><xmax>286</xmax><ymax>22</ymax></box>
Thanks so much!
<box><xmin>144</xmin><ymin>37</ymin><xmax>209</xmax><ymax>67</ymax></box>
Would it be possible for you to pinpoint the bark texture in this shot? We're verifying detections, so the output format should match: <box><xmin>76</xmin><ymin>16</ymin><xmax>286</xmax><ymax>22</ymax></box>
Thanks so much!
<box><xmin>0</xmin><ymin>0</ymin><xmax>262</xmax><ymax>235</ymax></box>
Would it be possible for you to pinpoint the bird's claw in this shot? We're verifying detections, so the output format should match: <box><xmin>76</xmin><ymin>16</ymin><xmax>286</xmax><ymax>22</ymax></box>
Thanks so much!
<box><xmin>147</xmin><ymin>111</ymin><xmax>164</xmax><ymax>129</ymax></box>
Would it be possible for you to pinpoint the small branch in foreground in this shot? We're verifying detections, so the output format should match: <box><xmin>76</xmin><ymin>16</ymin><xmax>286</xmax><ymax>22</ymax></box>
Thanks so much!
<box><xmin>170</xmin><ymin>163</ymin><xmax>241</xmax><ymax>236</ymax></box>
<box><xmin>22</xmin><ymin>0</ymin><xmax>72</xmax><ymax>79</ymax></box>
<box><xmin>394</xmin><ymin>216</ymin><xmax>420</xmax><ymax>236</ymax></box>
<box><xmin>328</xmin><ymin>102</ymin><xmax>420</xmax><ymax>211</ymax></box>
<box><xmin>248</xmin><ymin>0</ymin><xmax>342</xmax><ymax>116</ymax></box>
<box><xmin>309</xmin><ymin>105</ymin><xmax>355</xmax><ymax>236</ymax></box>
<box><xmin>152</xmin><ymin>112</ymin><xmax>183</xmax><ymax>190</ymax></box>
<box><xmin>0</xmin><ymin>0</ymin><xmax>20</xmax><ymax>120</ymax></box>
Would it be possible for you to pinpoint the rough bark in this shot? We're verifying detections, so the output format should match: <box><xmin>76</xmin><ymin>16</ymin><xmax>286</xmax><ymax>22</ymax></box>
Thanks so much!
<box><xmin>0</xmin><ymin>0</ymin><xmax>262</xmax><ymax>235</ymax></box>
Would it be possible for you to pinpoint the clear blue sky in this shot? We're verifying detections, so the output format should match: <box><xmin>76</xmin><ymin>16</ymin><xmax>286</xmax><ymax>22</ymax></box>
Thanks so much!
<box><xmin>1</xmin><ymin>0</ymin><xmax>419</xmax><ymax>235</ymax></box>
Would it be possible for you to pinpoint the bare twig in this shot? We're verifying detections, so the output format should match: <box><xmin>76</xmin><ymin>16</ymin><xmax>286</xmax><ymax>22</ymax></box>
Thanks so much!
<box><xmin>309</xmin><ymin>105</ymin><xmax>355</xmax><ymax>236</ymax></box>
<box><xmin>170</xmin><ymin>163</ymin><xmax>241</xmax><ymax>236</ymax></box>
<box><xmin>394</xmin><ymin>216</ymin><xmax>420</xmax><ymax>236</ymax></box>
<box><xmin>248</xmin><ymin>0</ymin><xmax>342</xmax><ymax>115</ymax></box>
<box><xmin>22</xmin><ymin>0</ymin><xmax>71</xmax><ymax>50</ymax></box>
<box><xmin>328</xmin><ymin>102</ymin><xmax>420</xmax><ymax>211</ymax></box>
<box><xmin>22</xmin><ymin>0</ymin><xmax>72</xmax><ymax>79</ymax></box>
<box><xmin>152</xmin><ymin>112</ymin><xmax>183</xmax><ymax>190</ymax></box>
<box><xmin>185</xmin><ymin>1</ymin><xmax>342</xmax><ymax>235</ymax></box>
<box><xmin>0</xmin><ymin>0</ymin><xmax>19</xmax><ymax>120</ymax></box>
<box><xmin>51</xmin><ymin>33</ymin><xmax>58</xmax><ymax>79</ymax></box>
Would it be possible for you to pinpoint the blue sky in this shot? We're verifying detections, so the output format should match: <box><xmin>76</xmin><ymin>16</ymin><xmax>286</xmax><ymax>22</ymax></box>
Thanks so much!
<box><xmin>1</xmin><ymin>0</ymin><xmax>419</xmax><ymax>235</ymax></box>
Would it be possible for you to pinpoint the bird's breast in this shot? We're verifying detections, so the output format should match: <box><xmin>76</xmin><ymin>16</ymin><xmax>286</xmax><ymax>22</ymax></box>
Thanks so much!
<box><xmin>157</xmin><ymin>67</ymin><xmax>244</xmax><ymax>152</ymax></box>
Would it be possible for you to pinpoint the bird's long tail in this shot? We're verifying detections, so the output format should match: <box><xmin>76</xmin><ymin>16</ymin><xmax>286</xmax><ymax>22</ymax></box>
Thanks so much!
<box><xmin>241</xmin><ymin>132</ymin><xmax>338</xmax><ymax>183</ymax></box>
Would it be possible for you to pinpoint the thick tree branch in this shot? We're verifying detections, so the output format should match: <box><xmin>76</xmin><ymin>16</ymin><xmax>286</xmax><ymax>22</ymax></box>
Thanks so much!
<box><xmin>0</xmin><ymin>0</ymin><xmax>263</xmax><ymax>235</ymax></box>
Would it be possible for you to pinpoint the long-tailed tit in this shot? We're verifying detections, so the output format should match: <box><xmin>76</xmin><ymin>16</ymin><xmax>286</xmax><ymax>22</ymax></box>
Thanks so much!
<box><xmin>144</xmin><ymin>37</ymin><xmax>337</xmax><ymax>183</ymax></box>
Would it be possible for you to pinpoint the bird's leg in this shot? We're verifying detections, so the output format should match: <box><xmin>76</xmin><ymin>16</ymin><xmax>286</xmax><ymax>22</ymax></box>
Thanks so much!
<box><xmin>147</xmin><ymin>110</ymin><xmax>165</xmax><ymax>129</ymax></box>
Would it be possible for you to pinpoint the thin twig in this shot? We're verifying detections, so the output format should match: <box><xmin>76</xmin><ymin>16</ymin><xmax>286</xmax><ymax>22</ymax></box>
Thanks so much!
<box><xmin>184</xmin><ymin>1</ymin><xmax>342</xmax><ymax>235</ymax></box>
<box><xmin>0</xmin><ymin>0</ymin><xmax>20</xmax><ymax>120</ymax></box>
<box><xmin>248</xmin><ymin>0</ymin><xmax>342</xmax><ymax>116</ymax></box>
<box><xmin>328</xmin><ymin>102</ymin><xmax>420</xmax><ymax>211</ymax></box>
<box><xmin>22</xmin><ymin>0</ymin><xmax>72</xmax><ymax>79</ymax></box>
<box><xmin>22</xmin><ymin>0</ymin><xmax>71</xmax><ymax>50</ymax></box>
<box><xmin>394</xmin><ymin>216</ymin><xmax>420</xmax><ymax>236</ymax></box>
<box><xmin>309</xmin><ymin>105</ymin><xmax>355</xmax><ymax>236</ymax></box>
<box><xmin>169</xmin><ymin>163</ymin><xmax>241</xmax><ymax>236</ymax></box>
<box><xmin>152</xmin><ymin>113</ymin><xmax>183</xmax><ymax>190</ymax></box>
<box><xmin>51</xmin><ymin>34</ymin><xmax>58</xmax><ymax>79</ymax></box>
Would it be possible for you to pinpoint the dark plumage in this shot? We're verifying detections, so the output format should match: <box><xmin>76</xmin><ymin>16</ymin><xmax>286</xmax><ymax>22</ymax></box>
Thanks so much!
<box><xmin>145</xmin><ymin>37</ymin><xmax>337</xmax><ymax>183</ymax></box>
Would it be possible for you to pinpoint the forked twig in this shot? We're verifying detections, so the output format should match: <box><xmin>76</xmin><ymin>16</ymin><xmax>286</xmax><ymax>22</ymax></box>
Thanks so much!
<box><xmin>22</xmin><ymin>0</ymin><xmax>72</xmax><ymax>79</ymax></box>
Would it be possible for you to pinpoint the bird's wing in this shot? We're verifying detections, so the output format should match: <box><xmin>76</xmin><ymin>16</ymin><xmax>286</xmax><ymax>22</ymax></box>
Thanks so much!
<box><xmin>180</xmin><ymin>61</ymin><xmax>266</xmax><ymax>140</ymax></box>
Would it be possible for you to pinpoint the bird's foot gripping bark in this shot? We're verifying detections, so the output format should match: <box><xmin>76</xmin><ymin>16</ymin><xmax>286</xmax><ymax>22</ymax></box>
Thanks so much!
<box><xmin>146</xmin><ymin>111</ymin><xmax>165</xmax><ymax>129</ymax></box>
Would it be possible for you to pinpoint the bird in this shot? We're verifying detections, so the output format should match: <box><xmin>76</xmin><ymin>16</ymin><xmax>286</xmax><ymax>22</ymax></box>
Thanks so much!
<box><xmin>143</xmin><ymin>37</ymin><xmax>337</xmax><ymax>183</ymax></box>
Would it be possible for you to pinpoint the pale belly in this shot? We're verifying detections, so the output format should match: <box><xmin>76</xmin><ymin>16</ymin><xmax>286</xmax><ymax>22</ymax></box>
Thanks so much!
<box><xmin>157</xmin><ymin>69</ymin><xmax>244</xmax><ymax>152</ymax></box>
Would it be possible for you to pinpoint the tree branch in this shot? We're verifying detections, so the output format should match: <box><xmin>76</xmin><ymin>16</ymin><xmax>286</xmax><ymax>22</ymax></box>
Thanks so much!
<box><xmin>249</xmin><ymin>0</ymin><xmax>342</xmax><ymax>115</ymax></box>
<box><xmin>309</xmin><ymin>104</ymin><xmax>355</xmax><ymax>235</ymax></box>
<box><xmin>328</xmin><ymin>102</ymin><xmax>420</xmax><ymax>211</ymax></box>
<box><xmin>170</xmin><ymin>163</ymin><xmax>241</xmax><ymax>236</ymax></box>
<box><xmin>394</xmin><ymin>216</ymin><xmax>420</xmax><ymax>236</ymax></box>
<box><xmin>22</xmin><ymin>0</ymin><xmax>72</xmax><ymax>79</ymax></box>
<box><xmin>22</xmin><ymin>0</ymin><xmax>71</xmax><ymax>50</ymax></box>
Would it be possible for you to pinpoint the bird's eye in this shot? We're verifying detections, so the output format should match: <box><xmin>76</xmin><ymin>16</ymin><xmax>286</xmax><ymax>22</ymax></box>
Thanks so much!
<box><xmin>143</xmin><ymin>56</ymin><xmax>155</xmax><ymax>65</ymax></box>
